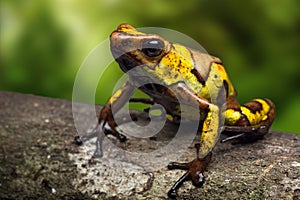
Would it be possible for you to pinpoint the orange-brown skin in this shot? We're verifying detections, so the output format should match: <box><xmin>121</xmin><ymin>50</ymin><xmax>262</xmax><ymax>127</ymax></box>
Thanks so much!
<box><xmin>75</xmin><ymin>24</ymin><xmax>275</xmax><ymax>198</ymax></box>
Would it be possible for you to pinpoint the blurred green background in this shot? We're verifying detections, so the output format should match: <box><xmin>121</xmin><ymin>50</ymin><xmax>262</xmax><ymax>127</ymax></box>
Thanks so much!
<box><xmin>1</xmin><ymin>0</ymin><xmax>299</xmax><ymax>133</ymax></box>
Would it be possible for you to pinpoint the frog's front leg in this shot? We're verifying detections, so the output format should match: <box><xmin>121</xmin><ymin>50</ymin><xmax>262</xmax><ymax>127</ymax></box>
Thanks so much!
<box><xmin>168</xmin><ymin>149</ymin><xmax>212</xmax><ymax>198</ymax></box>
<box><xmin>166</xmin><ymin>83</ymin><xmax>221</xmax><ymax>198</ymax></box>
<box><xmin>75</xmin><ymin>81</ymin><xmax>135</xmax><ymax>157</ymax></box>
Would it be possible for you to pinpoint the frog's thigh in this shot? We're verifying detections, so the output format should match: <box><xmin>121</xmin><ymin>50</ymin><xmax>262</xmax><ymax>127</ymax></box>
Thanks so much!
<box><xmin>241</xmin><ymin>98</ymin><xmax>275</xmax><ymax>127</ymax></box>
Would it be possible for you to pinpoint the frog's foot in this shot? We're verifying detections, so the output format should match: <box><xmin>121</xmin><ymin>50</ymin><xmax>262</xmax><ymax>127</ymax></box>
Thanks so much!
<box><xmin>221</xmin><ymin>124</ymin><xmax>269</xmax><ymax>143</ymax></box>
<box><xmin>167</xmin><ymin>152</ymin><xmax>212</xmax><ymax>199</ymax></box>
<box><xmin>74</xmin><ymin>122</ymin><xmax>127</xmax><ymax>158</ymax></box>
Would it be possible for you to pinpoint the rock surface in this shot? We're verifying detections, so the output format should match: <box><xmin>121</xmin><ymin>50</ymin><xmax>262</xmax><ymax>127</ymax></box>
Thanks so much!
<box><xmin>0</xmin><ymin>91</ymin><xmax>299</xmax><ymax>199</ymax></box>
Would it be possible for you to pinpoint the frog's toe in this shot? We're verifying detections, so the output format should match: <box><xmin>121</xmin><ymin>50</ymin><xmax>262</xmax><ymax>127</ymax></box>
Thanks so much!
<box><xmin>167</xmin><ymin>162</ymin><xmax>189</xmax><ymax>170</ymax></box>
<box><xmin>167</xmin><ymin>188</ymin><xmax>178</xmax><ymax>199</ymax></box>
<box><xmin>118</xmin><ymin>133</ymin><xmax>127</xmax><ymax>142</ymax></box>
<box><xmin>103</xmin><ymin>124</ymin><xmax>127</xmax><ymax>142</ymax></box>
<box><xmin>191</xmin><ymin>171</ymin><xmax>205</xmax><ymax>187</ymax></box>
<box><xmin>92</xmin><ymin>138</ymin><xmax>104</xmax><ymax>158</ymax></box>
<box><xmin>167</xmin><ymin>162</ymin><xmax>177</xmax><ymax>170</ymax></box>
<box><xmin>186</xmin><ymin>158</ymin><xmax>207</xmax><ymax>187</ymax></box>
<box><xmin>74</xmin><ymin>135</ymin><xmax>83</xmax><ymax>145</ymax></box>
<box><xmin>167</xmin><ymin>172</ymin><xmax>190</xmax><ymax>199</ymax></box>
<box><xmin>74</xmin><ymin>126</ymin><xmax>99</xmax><ymax>145</ymax></box>
<box><xmin>92</xmin><ymin>149</ymin><xmax>103</xmax><ymax>158</ymax></box>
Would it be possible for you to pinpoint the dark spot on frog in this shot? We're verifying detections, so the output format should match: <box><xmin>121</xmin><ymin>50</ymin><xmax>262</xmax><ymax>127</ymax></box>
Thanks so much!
<box><xmin>191</xmin><ymin>68</ymin><xmax>205</xmax><ymax>85</ymax></box>
<box><xmin>242</xmin><ymin>100</ymin><xmax>263</xmax><ymax>114</ymax></box>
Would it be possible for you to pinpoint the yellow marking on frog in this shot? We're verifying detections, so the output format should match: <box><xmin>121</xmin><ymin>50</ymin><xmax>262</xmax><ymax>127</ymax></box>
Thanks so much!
<box><xmin>200</xmin><ymin>63</ymin><xmax>236</xmax><ymax>102</ymax></box>
<box><xmin>215</xmin><ymin>64</ymin><xmax>236</xmax><ymax>96</ymax></box>
<box><xmin>200</xmin><ymin>63</ymin><xmax>224</xmax><ymax>101</ymax></box>
<box><xmin>145</xmin><ymin>43</ymin><xmax>205</xmax><ymax>95</ymax></box>
<box><xmin>199</xmin><ymin>104</ymin><xmax>219</xmax><ymax>156</ymax></box>
<box><xmin>118</xmin><ymin>25</ymin><xmax>146</xmax><ymax>36</ymax></box>
<box><xmin>241</xmin><ymin>99</ymin><xmax>270</xmax><ymax>125</ymax></box>
<box><xmin>255</xmin><ymin>99</ymin><xmax>271</xmax><ymax>115</ymax></box>
<box><xmin>224</xmin><ymin>109</ymin><xmax>242</xmax><ymax>125</ymax></box>
<box><xmin>149</xmin><ymin>109</ymin><xmax>162</xmax><ymax>116</ymax></box>
<box><xmin>166</xmin><ymin>114</ymin><xmax>173</xmax><ymax>121</ymax></box>
<box><xmin>108</xmin><ymin>84</ymin><xmax>126</xmax><ymax>104</ymax></box>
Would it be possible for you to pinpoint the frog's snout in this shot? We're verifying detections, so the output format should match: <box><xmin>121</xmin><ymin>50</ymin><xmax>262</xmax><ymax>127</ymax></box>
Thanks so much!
<box><xmin>116</xmin><ymin>24</ymin><xmax>136</xmax><ymax>32</ymax></box>
<box><xmin>110</xmin><ymin>24</ymin><xmax>136</xmax><ymax>41</ymax></box>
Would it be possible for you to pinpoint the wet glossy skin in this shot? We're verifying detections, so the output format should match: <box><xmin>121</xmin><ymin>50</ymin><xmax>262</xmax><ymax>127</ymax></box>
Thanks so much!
<box><xmin>75</xmin><ymin>24</ymin><xmax>275</xmax><ymax>198</ymax></box>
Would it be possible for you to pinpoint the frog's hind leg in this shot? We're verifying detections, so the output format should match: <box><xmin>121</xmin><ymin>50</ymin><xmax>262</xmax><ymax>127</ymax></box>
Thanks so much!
<box><xmin>222</xmin><ymin>98</ymin><xmax>275</xmax><ymax>143</ymax></box>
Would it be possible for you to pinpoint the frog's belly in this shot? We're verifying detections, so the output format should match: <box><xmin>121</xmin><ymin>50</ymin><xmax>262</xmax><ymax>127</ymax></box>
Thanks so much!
<box><xmin>139</xmin><ymin>84</ymin><xmax>207</xmax><ymax>122</ymax></box>
<box><xmin>160</xmin><ymin>101</ymin><xmax>207</xmax><ymax>122</ymax></box>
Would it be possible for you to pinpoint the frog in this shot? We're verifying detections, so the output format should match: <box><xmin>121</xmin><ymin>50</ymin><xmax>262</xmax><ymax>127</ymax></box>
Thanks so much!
<box><xmin>74</xmin><ymin>24</ymin><xmax>275</xmax><ymax>199</ymax></box>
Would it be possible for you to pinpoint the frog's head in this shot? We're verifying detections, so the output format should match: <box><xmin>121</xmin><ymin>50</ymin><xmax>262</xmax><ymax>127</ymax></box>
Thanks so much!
<box><xmin>110</xmin><ymin>24</ymin><xmax>171</xmax><ymax>72</ymax></box>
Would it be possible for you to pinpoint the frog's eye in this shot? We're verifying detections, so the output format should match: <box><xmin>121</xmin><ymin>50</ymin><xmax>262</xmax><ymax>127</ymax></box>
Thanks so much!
<box><xmin>141</xmin><ymin>39</ymin><xmax>164</xmax><ymax>58</ymax></box>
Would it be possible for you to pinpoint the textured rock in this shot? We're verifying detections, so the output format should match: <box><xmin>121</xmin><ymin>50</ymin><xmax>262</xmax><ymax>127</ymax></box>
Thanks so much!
<box><xmin>0</xmin><ymin>91</ymin><xmax>299</xmax><ymax>199</ymax></box>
